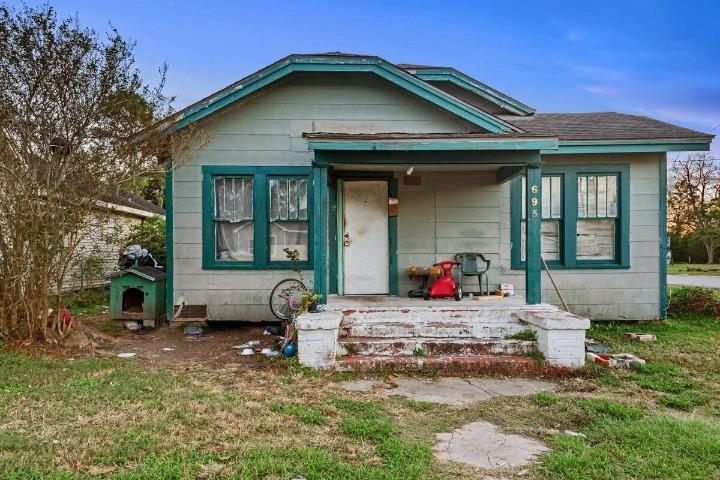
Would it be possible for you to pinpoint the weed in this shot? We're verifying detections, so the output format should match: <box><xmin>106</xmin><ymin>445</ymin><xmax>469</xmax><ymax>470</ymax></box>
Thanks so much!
<box><xmin>658</xmin><ymin>391</ymin><xmax>710</xmax><ymax>411</ymax></box>
<box><xmin>406</xmin><ymin>399</ymin><xmax>435</xmax><ymax>412</ymax></box>
<box><xmin>629</xmin><ymin>363</ymin><xmax>695</xmax><ymax>394</ymax></box>
<box><xmin>577</xmin><ymin>398</ymin><xmax>645</xmax><ymax>420</ymax></box>
<box><xmin>269</xmin><ymin>402</ymin><xmax>327</xmax><ymax>425</ymax></box>
<box><xmin>533</xmin><ymin>392</ymin><xmax>559</xmax><ymax>406</ymax></box>
<box><xmin>507</xmin><ymin>329</ymin><xmax>537</xmax><ymax>341</ymax></box>
<box><xmin>412</xmin><ymin>347</ymin><xmax>427</xmax><ymax>357</ymax></box>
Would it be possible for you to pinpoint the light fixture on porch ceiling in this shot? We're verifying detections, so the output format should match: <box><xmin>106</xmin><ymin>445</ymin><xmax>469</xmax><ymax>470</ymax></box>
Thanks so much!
<box><xmin>406</xmin><ymin>166</ymin><xmax>414</xmax><ymax>175</ymax></box>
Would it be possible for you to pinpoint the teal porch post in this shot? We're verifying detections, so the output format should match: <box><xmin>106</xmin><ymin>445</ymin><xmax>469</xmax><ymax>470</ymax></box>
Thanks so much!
<box><xmin>525</xmin><ymin>164</ymin><xmax>542</xmax><ymax>304</ymax></box>
<box><xmin>313</xmin><ymin>165</ymin><xmax>329</xmax><ymax>302</ymax></box>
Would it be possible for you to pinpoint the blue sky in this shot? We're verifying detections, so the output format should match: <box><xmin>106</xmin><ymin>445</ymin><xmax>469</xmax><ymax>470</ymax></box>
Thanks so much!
<box><xmin>21</xmin><ymin>0</ymin><xmax>720</xmax><ymax>151</ymax></box>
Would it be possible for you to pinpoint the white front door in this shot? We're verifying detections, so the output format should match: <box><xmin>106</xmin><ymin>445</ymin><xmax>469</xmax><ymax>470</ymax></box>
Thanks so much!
<box><xmin>343</xmin><ymin>180</ymin><xmax>389</xmax><ymax>295</ymax></box>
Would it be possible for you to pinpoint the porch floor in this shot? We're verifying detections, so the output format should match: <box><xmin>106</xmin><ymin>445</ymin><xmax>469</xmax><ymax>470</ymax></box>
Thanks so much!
<box><xmin>325</xmin><ymin>294</ymin><xmax>555</xmax><ymax>311</ymax></box>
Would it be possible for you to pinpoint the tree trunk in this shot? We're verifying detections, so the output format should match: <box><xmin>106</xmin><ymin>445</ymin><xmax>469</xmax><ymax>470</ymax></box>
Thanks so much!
<box><xmin>704</xmin><ymin>238</ymin><xmax>716</xmax><ymax>264</ymax></box>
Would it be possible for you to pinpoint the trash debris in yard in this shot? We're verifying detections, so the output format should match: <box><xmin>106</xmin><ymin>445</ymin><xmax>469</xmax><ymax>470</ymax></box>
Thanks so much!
<box><xmin>240</xmin><ymin>348</ymin><xmax>254</xmax><ymax>356</ymax></box>
<box><xmin>161</xmin><ymin>348</ymin><xmax>174</xmax><ymax>352</ymax></box>
<box><xmin>234</xmin><ymin>340</ymin><xmax>260</xmax><ymax>349</ymax></box>
<box><xmin>586</xmin><ymin>352</ymin><xmax>646</xmax><ymax>368</ymax></box>
<box><xmin>263</xmin><ymin>325</ymin><xmax>283</xmax><ymax>336</ymax></box>
<box><xmin>585</xmin><ymin>338</ymin><xmax>611</xmax><ymax>354</ymax></box>
<box><xmin>283</xmin><ymin>343</ymin><xmax>297</xmax><ymax>357</ymax></box>
<box><xmin>124</xmin><ymin>321</ymin><xmax>141</xmax><ymax>332</ymax></box>
<box><xmin>624</xmin><ymin>332</ymin><xmax>657</xmax><ymax>342</ymax></box>
<box><xmin>184</xmin><ymin>326</ymin><xmax>204</xmax><ymax>336</ymax></box>
<box><xmin>117</xmin><ymin>352</ymin><xmax>137</xmax><ymax>358</ymax></box>
<box><xmin>563</xmin><ymin>430</ymin><xmax>587</xmax><ymax>439</ymax></box>
<box><xmin>261</xmin><ymin>348</ymin><xmax>279</xmax><ymax>357</ymax></box>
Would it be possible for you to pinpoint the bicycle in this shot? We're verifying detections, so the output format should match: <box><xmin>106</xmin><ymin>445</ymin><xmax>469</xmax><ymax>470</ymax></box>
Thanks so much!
<box><xmin>269</xmin><ymin>277</ymin><xmax>307</xmax><ymax>352</ymax></box>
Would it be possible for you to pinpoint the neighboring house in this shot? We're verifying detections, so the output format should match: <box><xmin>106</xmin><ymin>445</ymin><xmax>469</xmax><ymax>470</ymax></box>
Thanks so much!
<box><xmin>160</xmin><ymin>52</ymin><xmax>713</xmax><ymax>322</ymax></box>
<box><xmin>68</xmin><ymin>190</ymin><xmax>165</xmax><ymax>290</ymax></box>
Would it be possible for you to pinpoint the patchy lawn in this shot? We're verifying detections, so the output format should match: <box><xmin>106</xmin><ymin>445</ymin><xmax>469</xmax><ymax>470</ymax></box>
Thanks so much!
<box><xmin>1</xmin><ymin>313</ymin><xmax>719</xmax><ymax>479</ymax></box>
<box><xmin>668</xmin><ymin>263</ymin><xmax>720</xmax><ymax>275</ymax></box>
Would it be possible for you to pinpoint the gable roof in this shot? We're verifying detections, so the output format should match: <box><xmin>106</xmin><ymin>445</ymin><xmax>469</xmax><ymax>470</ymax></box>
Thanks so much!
<box><xmin>399</xmin><ymin>65</ymin><xmax>535</xmax><ymax>116</ymax></box>
<box><xmin>161</xmin><ymin>53</ymin><xmax>521</xmax><ymax>134</ymax></box>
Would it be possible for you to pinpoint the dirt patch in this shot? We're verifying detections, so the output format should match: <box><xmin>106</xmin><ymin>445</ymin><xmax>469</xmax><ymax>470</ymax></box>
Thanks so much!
<box><xmin>83</xmin><ymin>314</ymin><xmax>284</xmax><ymax>369</ymax></box>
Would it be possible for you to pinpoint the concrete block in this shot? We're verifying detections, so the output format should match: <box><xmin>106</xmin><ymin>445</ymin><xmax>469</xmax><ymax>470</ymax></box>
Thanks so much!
<box><xmin>517</xmin><ymin>310</ymin><xmax>590</xmax><ymax>368</ymax></box>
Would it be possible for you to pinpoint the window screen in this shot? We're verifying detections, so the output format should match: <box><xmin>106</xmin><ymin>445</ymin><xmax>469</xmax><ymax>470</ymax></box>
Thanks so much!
<box><xmin>214</xmin><ymin>177</ymin><xmax>254</xmax><ymax>261</ymax></box>
<box><xmin>577</xmin><ymin>175</ymin><xmax>618</xmax><ymax>260</ymax></box>
<box><xmin>269</xmin><ymin>178</ymin><xmax>309</xmax><ymax>261</ymax></box>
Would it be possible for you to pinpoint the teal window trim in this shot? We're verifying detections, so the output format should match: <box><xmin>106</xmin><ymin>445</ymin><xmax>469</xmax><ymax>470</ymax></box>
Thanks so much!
<box><xmin>202</xmin><ymin>166</ymin><xmax>313</xmax><ymax>270</ymax></box>
<box><xmin>511</xmin><ymin>164</ymin><xmax>630</xmax><ymax>270</ymax></box>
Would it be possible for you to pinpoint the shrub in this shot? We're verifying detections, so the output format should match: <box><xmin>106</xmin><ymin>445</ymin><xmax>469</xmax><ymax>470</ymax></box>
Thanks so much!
<box><xmin>668</xmin><ymin>286</ymin><xmax>720</xmax><ymax>316</ymax></box>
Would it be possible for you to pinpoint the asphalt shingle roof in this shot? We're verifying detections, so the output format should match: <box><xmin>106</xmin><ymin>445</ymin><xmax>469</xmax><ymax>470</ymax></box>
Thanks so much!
<box><xmin>101</xmin><ymin>190</ymin><xmax>165</xmax><ymax>216</ymax></box>
<box><xmin>499</xmin><ymin>112</ymin><xmax>714</xmax><ymax>141</ymax></box>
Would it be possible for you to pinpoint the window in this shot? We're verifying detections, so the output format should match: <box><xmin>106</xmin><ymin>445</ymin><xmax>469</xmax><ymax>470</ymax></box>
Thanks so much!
<box><xmin>269</xmin><ymin>177</ymin><xmax>309</xmax><ymax>261</ymax></box>
<box><xmin>511</xmin><ymin>165</ymin><xmax>629</xmax><ymax>269</ymax></box>
<box><xmin>521</xmin><ymin>176</ymin><xmax>562</xmax><ymax>262</ymax></box>
<box><xmin>577</xmin><ymin>175</ymin><xmax>618</xmax><ymax>261</ymax></box>
<box><xmin>202</xmin><ymin>166</ymin><xmax>313</xmax><ymax>269</ymax></box>
<box><xmin>214</xmin><ymin>177</ymin><xmax>254</xmax><ymax>262</ymax></box>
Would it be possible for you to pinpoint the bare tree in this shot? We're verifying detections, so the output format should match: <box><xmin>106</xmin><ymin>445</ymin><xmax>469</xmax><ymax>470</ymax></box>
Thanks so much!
<box><xmin>668</xmin><ymin>153</ymin><xmax>720</xmax><ymax>264</ymax></box>
<box><xmin>0</xmin><ymin>4</ymin><xmax>182</xmax><ymax>343</ymax></box>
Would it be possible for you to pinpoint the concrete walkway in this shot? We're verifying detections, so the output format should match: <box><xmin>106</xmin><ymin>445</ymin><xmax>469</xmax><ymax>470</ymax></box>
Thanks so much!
<box><xmin>340</xmin><ymin>377</ymin><xmax>556</xmax><ymax>405</ymax></box>
<box><xmin>668</xmin><ymin>274</ymin><xmax>720</xmax><ymax>288</ymax></box>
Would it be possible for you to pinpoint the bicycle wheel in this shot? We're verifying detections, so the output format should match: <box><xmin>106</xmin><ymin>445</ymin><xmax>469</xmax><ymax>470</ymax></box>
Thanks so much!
<box><xmin>269</xmin><ymin>278</ymin><xmax>306</xmax><ymax>321</ymax></box>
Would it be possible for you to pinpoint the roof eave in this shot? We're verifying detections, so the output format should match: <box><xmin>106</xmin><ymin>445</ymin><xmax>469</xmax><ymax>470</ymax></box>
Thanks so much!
<box><xmin>406</xmin><ymin>67</ymin><xmax>536</xmax><ymax>116</ymax></box>
<box><xmin>544</xmin><ymin>138</ymin><xmax>713</xmax><ymax>154</ymax></box>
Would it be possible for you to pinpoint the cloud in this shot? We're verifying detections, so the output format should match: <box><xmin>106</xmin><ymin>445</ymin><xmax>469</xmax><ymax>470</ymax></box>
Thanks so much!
<box><xmin>652</xmin><ymin>107</ymin><xmax>720</xmax><ymax>129</ymax></box>
<box><xmin>581</xmin><ymin>85</ymin><xmax>619</xmax><ymax>96</ymax></box>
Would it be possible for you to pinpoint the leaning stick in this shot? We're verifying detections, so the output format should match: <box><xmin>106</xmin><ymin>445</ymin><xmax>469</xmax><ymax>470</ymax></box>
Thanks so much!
<box><xmin>541</xmin><ymin>257</ymin><xmax>571</xmax><ymax>313</ymax></box>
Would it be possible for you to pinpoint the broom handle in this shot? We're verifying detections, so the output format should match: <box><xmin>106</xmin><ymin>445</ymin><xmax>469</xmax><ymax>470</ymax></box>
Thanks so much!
<box><xmin>541</xmin><ymin>257</ymin><xmax>571</xmax><ymax>313</ymax></box>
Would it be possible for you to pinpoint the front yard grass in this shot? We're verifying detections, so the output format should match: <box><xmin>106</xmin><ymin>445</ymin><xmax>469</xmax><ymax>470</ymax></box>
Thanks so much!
<box><xmin>1</xmin><ymin>313</ymin><xmax>719</xmax><ymax>479</ymax></box>
<box><xmin>668</xmin><ymin>262</ymin><xmax>720</xmax><ymax>275</ymax></box>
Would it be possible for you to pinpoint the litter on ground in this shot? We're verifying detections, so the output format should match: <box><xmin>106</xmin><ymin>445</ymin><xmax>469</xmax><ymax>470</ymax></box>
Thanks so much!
<box><xmin>624</xmin><ymin>332</ymin><xmax>657</xmax><ymax>342</ymax></box>
<box><xmin>586</xmin><ymin>352</ymin><xmax>646</xmax><ymax>368</ymax></box>
<box><xmin>117</xmin><ymin>352</ymin><xmax>137</xmax><ymax>358</ymax></box>
<box><xmin>240</xmin><ymin>348</ymin><xmax>254</xmax><ymax>356</ymax></box>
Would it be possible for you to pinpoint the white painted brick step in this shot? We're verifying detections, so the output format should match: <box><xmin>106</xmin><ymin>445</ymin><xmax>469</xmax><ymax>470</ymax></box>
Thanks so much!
<box><xmin>341</xmin><ymin>320</ymin><xmax>527</xmax><ymax>339</ymax></box>
<box><xmin>338</xmin><ymin>337</ymin><xmax>535</xmax><ymax>357</ymax></box>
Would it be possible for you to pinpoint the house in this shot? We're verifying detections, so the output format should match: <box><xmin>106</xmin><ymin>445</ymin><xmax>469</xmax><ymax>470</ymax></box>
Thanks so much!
<box><xmin>68</xmin><ymin>190</ymin><xmax>165</xmax><ymax>290</ymax></box>
<box><xmin>159</xmin><ymin>53</ymin><xmax>713</xmax><ymax>369</ymax></box>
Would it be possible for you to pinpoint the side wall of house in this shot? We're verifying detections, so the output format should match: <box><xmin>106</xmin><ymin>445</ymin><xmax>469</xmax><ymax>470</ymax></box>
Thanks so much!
<box><xmin>396</xmin><ymin>153</ymin><xmax>662</xmax><ymax>320</ymax></box>
<box><xmin>67</xmin><ymin>212</ymin><xmax>144</xmax><ymax>290</ymax></box>
<box><xmin>172</xmin><ymin>73</ymin><xmax>475</xmax><ymax>321</ymax></box>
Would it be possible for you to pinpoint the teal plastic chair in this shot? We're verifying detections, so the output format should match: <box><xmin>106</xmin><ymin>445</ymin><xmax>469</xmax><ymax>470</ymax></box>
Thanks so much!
<box><xmin>454</xmin><ymin>252</ymin><xmax>491</xmax><ymax>296</ymax></box>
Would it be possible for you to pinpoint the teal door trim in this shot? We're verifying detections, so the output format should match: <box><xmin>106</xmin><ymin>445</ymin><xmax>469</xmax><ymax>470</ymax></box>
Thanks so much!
<box><xmin>313</xmin><ymin>166</ymin><xmax>329</xmax><ymax>302</ymax></box>
<box><xmin>164</xmin><ymin>158</ymin><xmax>174</xmax><ymax>319</ymax></box>
<box><xmin>525</xmin><ymin>163</ymin><xmax>542</xmax><ymax>304</ymax></box>
<box><xmin>659</xmin><ymin>153</ymin><xmax>668</xmax><ymax>319</ymax></box>
<box><xmin>332</xmin><ymin>171</ymin><xmax>397</xmax><ymax>296</ymax></box>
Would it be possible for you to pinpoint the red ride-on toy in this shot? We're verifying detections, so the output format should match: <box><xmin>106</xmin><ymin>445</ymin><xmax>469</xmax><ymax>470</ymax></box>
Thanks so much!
<box><xmin>423</xmin><ymin>260</ymin><xmax>463</xmax><ymax>301</ymax></box>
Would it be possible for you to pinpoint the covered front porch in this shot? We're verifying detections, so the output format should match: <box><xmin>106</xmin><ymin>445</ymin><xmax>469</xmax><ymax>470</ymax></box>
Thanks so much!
<box><xmin>296</xmin><ymin>133</ymin><xmax>590</xmax><ymax>372</ymax></box>
<box><xmin>307</xmin><ymin>133</ymin><xmax>553</xmax><ymax>306</ymax></box>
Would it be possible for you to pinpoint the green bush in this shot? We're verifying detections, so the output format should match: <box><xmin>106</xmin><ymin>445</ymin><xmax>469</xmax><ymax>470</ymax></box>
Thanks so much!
<box><xmin>123</xmin><ymin>216</ymin><xmax>166</xmax><ymax>267</ymax></box>
<box><xmin>668</xmin><ymin>286</ymin><xmax>720</xmax><ymax>316</ymax></box>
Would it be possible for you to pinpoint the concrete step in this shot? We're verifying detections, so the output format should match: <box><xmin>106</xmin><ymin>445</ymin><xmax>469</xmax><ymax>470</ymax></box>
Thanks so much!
<box><xmin>341</xmin><ymin>320</ymin><xmax>528</xmax><ymax>339</ymax></box>
<box><xmin>339</xmin><ymin>307</ymin><xmax>523</xmax><ymax>326</ymax></box>
<box><xmin>338</xmin><ymin>337</ymin><xmax>535</xmax><ymax>357</ymax></box>
<box><xmin>336</xmin><ymin>354</ymin><xmax>541</xmax><ymax>376</ymax></box>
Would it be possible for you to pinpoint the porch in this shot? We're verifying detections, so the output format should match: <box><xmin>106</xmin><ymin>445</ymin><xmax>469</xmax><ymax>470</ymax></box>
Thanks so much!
<box><xmin>297</xmin><ymin>133</ymin><xmax>590</xmax><ymax>372</ymax></box>
<box><xmin>307</xmin><ymin>133</ymin><xmax>551</xmax><ymax>306</ymax></box>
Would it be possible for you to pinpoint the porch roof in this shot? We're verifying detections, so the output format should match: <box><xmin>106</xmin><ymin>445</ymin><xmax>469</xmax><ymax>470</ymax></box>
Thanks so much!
<box><xmin>303</xmin><ymin>132</ymin><xmax>558</xmax><ymax>151</ymax></box>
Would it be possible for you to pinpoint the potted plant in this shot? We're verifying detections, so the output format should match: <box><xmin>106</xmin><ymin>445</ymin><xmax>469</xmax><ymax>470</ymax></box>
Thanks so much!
<box><xmin>284</xmin><ymin>247</ymin><xmax>322</xmax><ymax>314</ymax></box>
